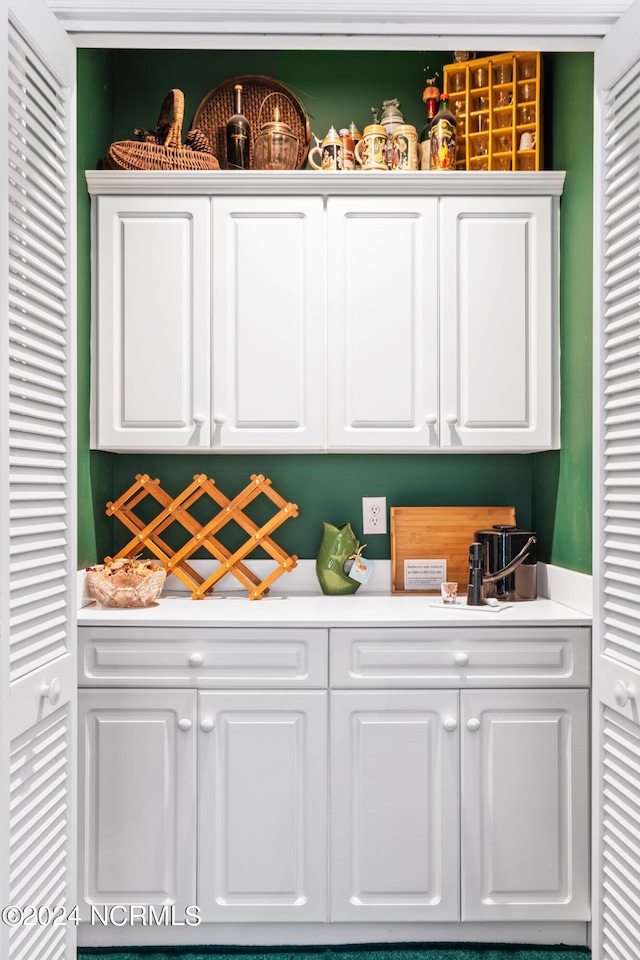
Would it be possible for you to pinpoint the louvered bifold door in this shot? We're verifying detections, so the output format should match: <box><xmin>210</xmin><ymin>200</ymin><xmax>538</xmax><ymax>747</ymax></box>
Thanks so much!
<box><xmin>594</xmin><ymin>2</ymin><xmax>640</xmax><ymax>959</ymax></box>
<box><xmin>0</xmin><ymin>1</ymin><xmax>76</xmax><ymax>958</ymax></box>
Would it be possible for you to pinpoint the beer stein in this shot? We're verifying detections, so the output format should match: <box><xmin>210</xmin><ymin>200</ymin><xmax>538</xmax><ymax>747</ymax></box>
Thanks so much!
<box><xmin>391</xmin><ymin>124</ymin><xmax>419</xmax><ymax>170</ymax></box>
<box><xmin>308</xmin><ymin>126</ymin><xmax>345</xmax><ymax>171</ymax></box>
<box><xmin>354</xmin><ymin>122</ymin><xmax>388</xmax><ymax>171</ymax></box>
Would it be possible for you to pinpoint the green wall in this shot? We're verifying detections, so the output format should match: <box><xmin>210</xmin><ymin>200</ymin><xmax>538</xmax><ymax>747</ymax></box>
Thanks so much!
<box><xmin>76</xmin><ymin>49</ymin><xmax>593</xmax><ymax>572</ymax></box>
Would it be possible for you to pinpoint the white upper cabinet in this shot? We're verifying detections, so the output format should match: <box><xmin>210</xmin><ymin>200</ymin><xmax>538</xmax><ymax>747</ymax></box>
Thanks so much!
<box><xmin>440</xmin><ymin>196</ymin><xmax>557</xmax><ymax>449</ymax></box>
<box><xmin>87</xmin><ymin>172</ymin><xmax>563</xmax><ymax>453</ymax></box>
<box><xmin>94</xmin><ymin>195</ymin><xmax>212</xmax><ymax>449</ymax></box>
<box><xmin>212</xmin><ymin>196</ymin><xmax>324</xmax><ymax>449</ymax></box>
<box><xmin>327</xmin><ymin>197</ymin><xmax>439</xmax><ymax>449</ymax></box>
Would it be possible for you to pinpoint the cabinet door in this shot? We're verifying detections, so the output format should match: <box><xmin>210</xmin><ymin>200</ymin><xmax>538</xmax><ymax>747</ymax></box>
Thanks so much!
<box><xmin>461</xmin><ymin>688</ymin><xmax>589</xmax><ymax>921</ymax></box>
<box><xmin>212</xmin><ymin>197</ymin><xmax>324</xmax><ymax>449</ymax></box>
<box><xmin>331</xmin><ymin>690</ymin><xmax>459</xmax><ymax>921</ymax></box>
<box><xmin>94</xmin><ymin>195</ymin><xmax>211</xmax><ymax>450</ymax></box>
<box><xmin>440</xmin><ymin>196</ymin><xmax>557</xmax><ymax>450</ymax></box>
<box><xmin>327</xmin><ymin>197</ymin><xmax>439</xmax><ymax>449</ymax></box>
<box><xmin>198</xmin><ymin>690</ymin><xmax>327</xmax><ymax>921</ymax></box>
<box><xmin>78</xmin><ymin>689</ymin><xmax>197</xmax><ymax>917</ymax></box>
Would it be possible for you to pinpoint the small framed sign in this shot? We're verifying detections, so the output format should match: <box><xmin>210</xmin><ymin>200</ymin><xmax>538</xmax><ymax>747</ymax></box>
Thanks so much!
<box><xmin>403</xmin><ymin>559</ymin><xmax>447</xmax><ymax>591</ymax></box>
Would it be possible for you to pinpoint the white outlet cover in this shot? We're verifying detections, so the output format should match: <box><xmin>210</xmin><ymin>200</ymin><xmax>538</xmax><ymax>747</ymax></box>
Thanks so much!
<box><xmin>362</xmin><ymin>496</ymin><xmax>387</xmax><ymax>535</ymax></box>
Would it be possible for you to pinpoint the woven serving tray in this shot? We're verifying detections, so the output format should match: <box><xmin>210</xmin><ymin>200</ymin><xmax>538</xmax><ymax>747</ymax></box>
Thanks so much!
<box><xmin>192</xmin><ymin>74</ymin><xmax>311</xmax><ymax>170</ymax></box>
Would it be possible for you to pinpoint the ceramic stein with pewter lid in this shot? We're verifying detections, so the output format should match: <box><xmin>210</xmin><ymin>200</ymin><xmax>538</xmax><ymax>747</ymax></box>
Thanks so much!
<box><xmin>308</xmin><ymin>126</ymin><xmax>345</xmax><ymax>171</ymax></box>
<box><xmin>355</xmin><ymin>109</ymin><xmax>388</xmax><ymax>171</ymax></box>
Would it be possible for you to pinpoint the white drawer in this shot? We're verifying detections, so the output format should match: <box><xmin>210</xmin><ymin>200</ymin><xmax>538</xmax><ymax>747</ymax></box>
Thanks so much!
<box><xmin>79</xmin><ymin>627</ymin><xmax>328</xmax><ymax>687</ymax></box>
<box><xmin>330</xmin><ymin>626</ymin><xmax>591</xmax><ymax>687</ymax></box>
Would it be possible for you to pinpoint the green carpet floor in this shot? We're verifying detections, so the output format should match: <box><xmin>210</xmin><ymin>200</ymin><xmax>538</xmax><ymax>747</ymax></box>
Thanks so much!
<box><xmin>77</xmin><ymin>943</ymin><xmax>591</xmax><ymax>960</ymax></box>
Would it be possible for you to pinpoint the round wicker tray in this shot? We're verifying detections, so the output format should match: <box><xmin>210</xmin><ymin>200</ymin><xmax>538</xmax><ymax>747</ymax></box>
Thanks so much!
<box><xmin>192</xmin><ymin>75</ymin><xmax>311</xmax><ymax>170</ymax></box>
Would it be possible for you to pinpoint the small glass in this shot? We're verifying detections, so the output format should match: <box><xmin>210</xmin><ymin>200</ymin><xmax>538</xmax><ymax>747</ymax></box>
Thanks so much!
<box><xmin>493</xmin><ymin>156</ymin><xmax>512</xmax><ymax>171</ymax></box>
<box><xmin>452</xmin><ymin>98</ymin><xmax>466</xmax><ymax>117</ymax></box>
<box><xmin>473</xmin><ymin>113</ymin><xmax>490</xmax><ymax>133</ymax></box>
<box><xmin>518</xmin><ymin>59</ymin><xmax>536</xmax><ymax>80</ymax></box>
<box><xmin>494</xmin><ymin>89</ymin><xmax>513</xmax><ymax>108</ymax></box>
<box><xmin>473</xmin><ymin>95</ymin><xmax>490</xmax><ymax>111</ymax></box>
<box><xmin>518</xmin><ymin>154</ymin><xmax>535</xmax><ymax>171</ymax></box>
<box><xmin>470</xmin><ymin>156</ymin><xmax>488</xmax><ymax>170</ymax></box>
<box><xmin>495</xmin><ymin>133</ymin><xmax>512</xmax><ymax>153</ymax></box>
<box><xmin>495</xmin><ymin>110</ymin><xmax>512</xmax><ymax>128</ymax></box>
<box><xmin>473</xmin><ymin>66</ymin><xmax>489</xmax><ymax>87</ymax></box>
<box><xmin>441</xmin><ymin>582</ymin><xmax>458</xmax><ymax>604</ymax></box>
<box><xmin>518</xmin><ymin>104</ymin><xmax>536</xmax><ymax>125</ymax></box>
<box><xmin>520</xmin><ymin>82</ymin><xmax>535</xmax><ymax>103</ymax></box>
<box><xmin>494</xmin><ymin>63</ymin><xmax>512</xmax><ymax>84</ymax></box>
<box><xmin>450</xmin><ymin>72</ymin><xmax>466</xmax><ymax>92</ymax></box>
<box><xmin>472</xmin><ymin>135</ymin><xmax>488</xmax><ymax>157</ymax></box>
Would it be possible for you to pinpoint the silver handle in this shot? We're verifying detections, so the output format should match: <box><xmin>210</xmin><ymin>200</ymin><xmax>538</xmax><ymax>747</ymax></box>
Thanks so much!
<box><xmin>443</xmin><ymin>717</ymin><xmax>458</xmax><ymax>732</ymax></box>
<box><xmin>454</xmin><ymin>652</ymin><xmax>469</xmax><ymax>667</ymax></box>
<box><xmin>188</xmin><ymin>653</ymin><xmax>203</xmax><ymax>668</ymax></box>
<box><xmin>40</xmin><ymin>677</ymin><xmax>61</xmax><ymax>706</ymax></box>
<box><xmin>193</xmin><ymin>413</ymin><xmax>205</xmax><ymax>426</ymax></box>
<box><xmin>466</xmin><ymin>717</ymin><xmax>481</xmax><ymax>732</ymax></box>
<box><xmin>178</xmin><ymin>718</ymin><xmax>192</xmax><ymax>732</ymax></box>
<box><xmin>446</xmin><ymin>414</ymin><xmax>458</xmax><ymax>425</ymax></box>
<box><xmin>614</xmin><ymin>680</ymin><xmax>637</xmax><ymax>708</ymax></box>
<box><xmin>200</xmin><ymin>717</ymin><xmax>215</xmax><ymax>733</ymax></box>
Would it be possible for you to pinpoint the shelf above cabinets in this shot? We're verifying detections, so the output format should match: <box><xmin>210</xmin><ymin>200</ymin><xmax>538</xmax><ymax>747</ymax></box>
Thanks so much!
<box><xmin>87</xmin><ymin>170</ymin><xmax>564</xmax><ymax>453</ymax></box>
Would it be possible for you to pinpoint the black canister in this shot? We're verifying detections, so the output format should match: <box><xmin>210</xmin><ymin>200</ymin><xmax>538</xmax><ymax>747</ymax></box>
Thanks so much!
<box><xmin>473</xmin><ymin>524</ymin><xmax>537</xmax><ymax>601</ymax></box>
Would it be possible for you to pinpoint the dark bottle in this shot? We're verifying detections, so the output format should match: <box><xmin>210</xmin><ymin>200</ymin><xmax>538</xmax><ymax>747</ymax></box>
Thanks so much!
<box><xmin>226</xmin><ymin>84</ymin><xmax>251</xmax><ymax>170</ymax></box>
<box><xmin>430</xmin><ymin>93</ymin><xmax>457</xmax><ymax>170</ymax></box>
<box><xmin>419</xmin><ymin>95</ymin><xmax>439</xmax><ymax>170</ymax></box>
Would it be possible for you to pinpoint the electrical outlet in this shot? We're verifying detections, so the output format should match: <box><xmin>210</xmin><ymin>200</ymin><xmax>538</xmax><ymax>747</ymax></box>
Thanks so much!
<box><xmin>362</xmin><ymin>496</ymin><xmax>387</xmax><ymax>535</ymax></box>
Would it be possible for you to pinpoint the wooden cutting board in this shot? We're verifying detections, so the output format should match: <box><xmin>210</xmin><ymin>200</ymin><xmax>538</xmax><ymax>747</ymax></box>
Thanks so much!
<box><xmin>390</xmin><ymin>505</ymin><xmax>516</xmax><ymax>594</ymax></box>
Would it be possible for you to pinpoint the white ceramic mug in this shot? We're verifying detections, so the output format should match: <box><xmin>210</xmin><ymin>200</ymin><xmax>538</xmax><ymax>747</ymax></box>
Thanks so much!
<box><xmin>519</xmin><ymin>131</ymin><xmax>536</xmax><ymax>151</ymax></box>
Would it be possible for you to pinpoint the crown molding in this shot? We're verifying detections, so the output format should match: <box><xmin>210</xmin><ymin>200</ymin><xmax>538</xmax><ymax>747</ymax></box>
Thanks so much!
<box><xmin>46</xmin><ymin>0</ymin><xmax>630</xmax><ymax>37</ymax></box>
<box><xmin>85</xmin><ymin>169</ymin><xmax>567</xmax><ymax>197</ymax></box>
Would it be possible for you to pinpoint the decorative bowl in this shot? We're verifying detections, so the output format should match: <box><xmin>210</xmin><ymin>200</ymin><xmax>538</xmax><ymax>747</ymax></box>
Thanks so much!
<box><xmin>85</xmin><ymin>558</ymin><xmax>167</xmax><ymax>608</ymax></box>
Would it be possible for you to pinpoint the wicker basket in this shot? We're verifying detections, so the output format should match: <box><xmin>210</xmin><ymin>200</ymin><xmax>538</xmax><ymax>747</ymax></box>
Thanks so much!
<box><xmin>103</xmin><ymin>89</ymin><xmax>220</xmax><ymax>172</ymax></box>
<box><xmin>192</xmin><ymin>75</ymin><xmax>311</xmax><ymax>170</ymax></box>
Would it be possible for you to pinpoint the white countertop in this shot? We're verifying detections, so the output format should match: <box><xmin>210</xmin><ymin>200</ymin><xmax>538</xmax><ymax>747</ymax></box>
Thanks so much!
<box><xmin>77</xmin><ymin>591</ymin><xmax>591</xmax><ymax>629</ymax></box>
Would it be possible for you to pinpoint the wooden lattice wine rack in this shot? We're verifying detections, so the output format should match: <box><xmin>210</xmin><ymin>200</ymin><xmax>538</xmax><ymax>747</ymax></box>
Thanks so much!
<box><xmin>105</xmin><ymin>473</ymin><xmax>298</xmax><ymax>600</ymax></box>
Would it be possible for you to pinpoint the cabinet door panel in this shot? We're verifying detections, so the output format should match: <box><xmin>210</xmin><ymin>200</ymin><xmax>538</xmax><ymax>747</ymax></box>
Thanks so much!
<box><xmin>331</xmin><ymin>690</ymin><xmax>459</xmax><ymax>921</ymax></box>
<box><xmin>461</xmin><ymin>688</ymin><xmax>589</xmax><ymax>921</ymax></box>
<box><xmin>440</xmin><ymin>196</ymin><xmax>557</xmax><ymax>450</ymax></box>
<box><xmin>327</xmin><ymin>198</ymin><xmax>438</xmax><ymax>449</ymax></box>
<box><xmin>213</xmin><ymin>198</ymin><xmax>324</xmax><ymax>448</ymax></box>
<box><xmin>198</xmin><ymin>691</ymin><xmax>327</xmax><ymax>921</ymax></box>
<box><xmin>95</xmin><ymin>196</ymin><xmax>211</xmax><ymax>449</ymax></box>
<box><xmin>78</xmin><ymin>689</ymin><xmax>197</xmax><ymax>916</ymax></box>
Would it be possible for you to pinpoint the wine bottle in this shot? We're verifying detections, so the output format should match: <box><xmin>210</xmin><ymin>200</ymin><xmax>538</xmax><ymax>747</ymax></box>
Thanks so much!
<box><xmin>226</xmin><ymin>84</ymin><xmax>251</xmax><ymax>170</ymax></box>
<box><xmin>430</xmin><ymin>93</ymin><xmax>457</xmax><ymax>170</ymax></box>
<box><xmin>419</xmin><ymin>95</ymin><xmax>438</xmax><ymax>170</ymax></box>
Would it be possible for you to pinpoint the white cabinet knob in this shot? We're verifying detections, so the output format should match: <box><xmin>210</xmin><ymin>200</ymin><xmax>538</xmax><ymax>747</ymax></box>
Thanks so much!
<box><xmin>188</xmin><ymin>653</ymin><xmax>203</xmax><ymax>668</ymax></box>
<box><xmin>443</xmin><ymin>717</ymin><xmax>458</xmax><ymax>732</ymax></box>
<box><xmin>193</xmin><ymin>413</ymin><xmax>205</xmax><ymax>426</ymax></box>
<box><xmin>614</xmin><ymin>680</ymin><xmax>637</xmax><ymax>708</ymax></box>
<box><xmin>425</xmin><ymin>414</ymin><xmax>437</xmax><ymax>425</ymax></box>
<box><xmin>454</xmin><ymin>652</ymin><xmax>469</xmax><ymax>666</ymax></box>
<box><xmin>466</xmin><ymin>717</ymin><xmax>481</xmax><ymax>732</ymax></box>
<box><xmin>40</xmin><ymin>677</ymin><xmax>61</xmax><ymax>706</ymax></box>
<box><xmin>178</xmin><ymin>718</ymin><xmax>192</xmax><ymax>732</ymax></box>
<box><xmin>200</xmin><ymin>717</ymin><xmax>215</xmax><ymax>733</ymax></box>
<box><xmin>213</xmin><ymin>413</ymin><xmax>226</xmax><ymax>426</ymax></box>
<box><xmin>446</xmin><ymin>414</ymin><xmax>458</xmax><ymax>425</ymax></box>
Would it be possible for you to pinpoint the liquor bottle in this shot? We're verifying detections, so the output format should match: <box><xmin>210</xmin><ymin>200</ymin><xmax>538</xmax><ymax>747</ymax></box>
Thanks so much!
<box><xmin>430</xmin><ymin>93</ymin><xmax>457</xmax><ymax>170</ymax></box>
<box><xmin>226</xmin><ymin>84</ymin><xmax>251</xmax><ymax>170</ymax></box>
<box><xmin>419</xmin><ymin>95</ymin><xmax>439</xmax><ymax>170</ymax></box>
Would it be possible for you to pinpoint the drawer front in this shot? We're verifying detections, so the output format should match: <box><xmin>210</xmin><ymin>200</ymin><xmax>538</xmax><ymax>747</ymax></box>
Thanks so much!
<box><xmin>330</xmin><ymin>627</ymin><xmax>591</xmax><ymax>688</ymax></box>
<box><xmin>79</xmin><ymin>627</ymin><xmax>328</xmax><ymax>687</ymax></box>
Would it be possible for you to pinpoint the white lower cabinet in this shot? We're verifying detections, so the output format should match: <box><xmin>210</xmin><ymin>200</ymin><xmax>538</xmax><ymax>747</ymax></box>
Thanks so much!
<box><xmin>77</xmin><ymin>623</ymin><xmax>590</xmax><ymax>933</ymax></box>
<box><xmin>78</xmin><ymin>688</ymin><xmax>198</xmax><ymax>917</ymax></box>
<box><xmin>331</xmin><ymin>690</ymin><xmax>460</xmax><ymax>921</ymax></box>
<box><xmin>330</xmin><ymin>687</ymin><xmax>589</xmax><ymax>923</ymax></box>
<box><xmin>197</xmin><ymin>690</ymin><xmax>327</xmax><ymax>921</ymax></box>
